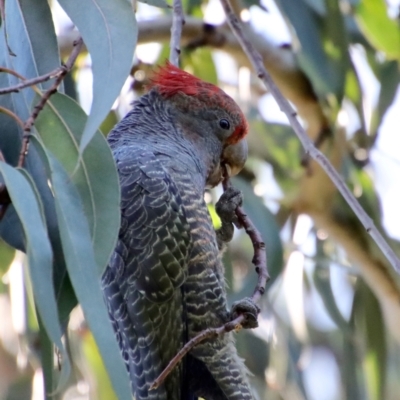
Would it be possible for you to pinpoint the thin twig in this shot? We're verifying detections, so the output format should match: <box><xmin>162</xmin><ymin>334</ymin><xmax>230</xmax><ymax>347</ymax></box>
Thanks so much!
<box><xmin>219</xmin><ymin>0</ymin><xmax>400</xmax><ymax>275</ymax></box>
<box><xmin>223</xmin><ymin>177</ymin><xmax>269</xmax><ymax>301</ymax></box>
<box><xmin>150</xmin><ymin>173</ymin><xmax>269</xmax><ymax>390</ymax></box>
<box><xmin>17</xmin><ymin>37</ymin><xmax>84</xmax><ymax>168</ymax></box>
<box><xmin>169</xmin><ymin>0</ymin><xmax>185</xmax><ymax>66</ymax></box>
<box><xmin>0</xmin><ymin>66</ymin><xmax>66</xmax><ymax>95</ymax></box>
<box><xmin>151</xmin><ymin>318</ymin><xmax>242</xmax><ymax>390</ymax></box>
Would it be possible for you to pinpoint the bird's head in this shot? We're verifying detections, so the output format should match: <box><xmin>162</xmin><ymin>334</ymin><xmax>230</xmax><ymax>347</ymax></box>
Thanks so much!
<box><xmin>148</xmin><ymin>62</ymin><xmax>249</xmax><ymax>187</ymax></box>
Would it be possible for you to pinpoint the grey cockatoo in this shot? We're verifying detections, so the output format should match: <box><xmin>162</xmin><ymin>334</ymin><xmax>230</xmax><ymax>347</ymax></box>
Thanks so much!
<box><xmin>102</xmin><ymin>62</ymin><xmax>258</xmax><ymax>400</ymax></box>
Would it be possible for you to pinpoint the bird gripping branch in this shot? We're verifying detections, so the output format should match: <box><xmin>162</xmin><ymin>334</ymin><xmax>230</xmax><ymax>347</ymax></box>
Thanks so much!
<box><xmin>102</xmin><ymin>62</ymin><xmax>257</xmax><ymax>400</ymax></box>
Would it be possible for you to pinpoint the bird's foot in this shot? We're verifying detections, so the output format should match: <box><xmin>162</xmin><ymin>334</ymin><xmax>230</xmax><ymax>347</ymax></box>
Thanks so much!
<box><xmin>216</xmin><ymin>187</ymin><xmax>243</xmax><ymax>227</ymax></box>
<box><xmin>230</xmin><ymin>297</ymin><xmax>260</xmax><ymax>329</ymax></box>
<box><xmin>215</xmin><ymin>188</ymin><xmax>243</xmax><ymax>247</ymax></box>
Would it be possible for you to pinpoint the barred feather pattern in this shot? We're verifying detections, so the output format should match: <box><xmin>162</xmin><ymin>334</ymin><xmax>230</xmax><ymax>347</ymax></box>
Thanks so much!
<box><xmin>102</xmin><ymin>90</ymin><xmax>254</xmax><ymax>400</ymax></box>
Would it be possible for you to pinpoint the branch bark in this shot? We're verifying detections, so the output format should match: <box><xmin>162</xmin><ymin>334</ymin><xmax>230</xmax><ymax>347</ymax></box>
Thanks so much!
<box><xmin>0</xmin><ymin>66</ymin><xmax>67</xmax><ymax>95</ymax></box>
<box><xmin>169</xmin><ymin>0</ymin><xmax>185</xmax><ymax>66</ymax></box>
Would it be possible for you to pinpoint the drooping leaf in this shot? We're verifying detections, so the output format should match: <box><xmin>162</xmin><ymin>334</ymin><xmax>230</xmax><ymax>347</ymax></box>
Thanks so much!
<box><xmin>31</xmin><ymin>137</ymin><xmax>132</xmax><ymax>400</ymax></box>
<box><xmin>313</xmin><ymin>262</ymin><xmax>350</xmax><ymax>332</ymax></box>
<box><xmin>57</xmin><ymin>0</ymin><xmax>137</xmax><ymax>152</ymax></box>
<box><xmin>353</xmin><ymin>282</ymin><xmax>387</xmax><ymax>400</ymax></box>
<box><xmin>100</xmin><ymin>110</ymin><xmax>119</xmax><ymax>136</ymax></box>
<box><xmin>0</xmin><ymin>238</ymin><xmax>15</xmax><ymax>292</ymax></box>
<box><xmin>0</xmin><ymin>162</ymin><xmax>70</xmax><ymax>388</ymax></box>
<box><xmin>38</xmin><ymin>316</ymin><xmax>57</xmax><ymax>400</ymax></box>
<box><xmin>276</xmin><ymin>0</ymin><xmax>349</xmax><ymax>100</ymax></box>
<box><xmin>82</xmin><ymin>331</ymin><xmax>118</xmax><ymax>400</ymax></box>
<box><xmin>0</xmin><ymin>0</ymin><xmax>60</xmax><ymax>159</ymax></box>
<box><xmin>355</xmin><ymin>0</ymin><xmax>400</xmax><ymax>61</ymax></box>
<box><xmin>247</xmin><ymin>120</ymin><xmax>303</xmax><ymax>192</ymax></box>
<box><xmin>34</xmin><ymin>93</ymin><xmax>120</xmax><ymax>276</ymax></box>
<box><xmin>0</xmin><ymin>0</ymin><xmax>68</xmax><ymax>292</ymax></box>
<box><xmin>342</xmin><ymin>334</ymin><xmax>364</xmax><ymax>400</ymax></box>
<box><xmin>5</xmin><ymin>0</ymin><xmax>62</xmax><ymax>109</ymax></box>
<box><xmin>370</xmin><ymin>60</ymin><xmax>400</xmax><ymax>135</ymax></box>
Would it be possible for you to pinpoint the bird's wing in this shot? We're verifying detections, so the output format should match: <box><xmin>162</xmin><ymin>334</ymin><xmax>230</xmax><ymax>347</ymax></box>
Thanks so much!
<box><xmin>102</xmin><ymin>146</ymin><xmax>191</xmax><ymax>400</ymax></box>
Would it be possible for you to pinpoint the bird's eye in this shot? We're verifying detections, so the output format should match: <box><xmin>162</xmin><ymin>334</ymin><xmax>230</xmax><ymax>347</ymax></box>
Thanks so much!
<box><xmin>219</xmin><ymin>119</ymin><xmax>230</xmax><ymax>130</ymax></box>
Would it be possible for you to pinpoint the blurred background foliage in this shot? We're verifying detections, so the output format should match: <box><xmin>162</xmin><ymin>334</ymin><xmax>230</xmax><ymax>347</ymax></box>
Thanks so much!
<box><xmin>1</xmin><ymin>0</ymin><xmax>400</xmax><ymax>399</ymax></box>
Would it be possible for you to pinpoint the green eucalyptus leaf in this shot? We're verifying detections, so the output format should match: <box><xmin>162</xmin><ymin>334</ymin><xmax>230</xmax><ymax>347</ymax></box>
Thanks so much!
<box><xmin>0</xmin><ymin>162</ymin><xmax>70</xmax><ymax>388</ymax></box>
<box><xmin>38</xmin><ymin>316</ymin><xmax>56</xmax><ymax>400</ymax></box>
<box><xmin>34</xmin><ymin>93</ymin><xmax>120</xmax><ymax>276</ymax></box>
<box><xmin>83</xmin><ymin>332</ymin><xmax>118</xmax><ymax>400</ymax></box>
<box><xmin>0</xmin><ymin>1</ymin><xmax>69</xmax><ymax>301</ymax></box>
<box><xmin>31</xmin><ymin>137</ymin><xmax>132</xmax><ymax>400</ymax></box>
<box><xmin>0</xmin><ymin>239</ymin><xmax>14</xmax><ymax>272</ymax></box>
<box><xmin>100</xmin><ymin>111</ymin><xmax>119</xmax><ymax>136</ymax></box>
<box><xmin>276</xmin><ymin>0</ymin><xmax>349</xmax><ymax>100</ymax></box>
<box><xmin>247</xmin><ymin>121</ymin><xmax>303</xmax><ymax>192</ymax></box>
<box><xmin>4</xmin><ymin>0</ymin><xmax>62</xmax><ymax>108</ymax></box>
<box><xmin>353</xmin><ymin>282</ymin><xmax>386</xmax><ymax>400</ymax></box>
<box><xmin>355</xmin><ymin>0</ymin><xmax>400</xmax><ymax>60</ymax></box>
<box><xmin>313</xmin><ymin>262</ymin><xmax>349</xmax><ymax>332</ymax></box>
<box><xmin>371</xmin><ymin>60</ymin><xmax>400</xmax><ymax>134</ymax></box>
<box><xmin>57</xmin><ymin>0</ymin><xmax>137</xmax><ymax>153</ymax></box>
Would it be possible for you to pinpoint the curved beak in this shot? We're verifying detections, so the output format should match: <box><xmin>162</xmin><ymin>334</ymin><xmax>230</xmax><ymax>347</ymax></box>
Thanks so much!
<box><xmin>222</xmin><ymin>139</ymin><xmax>248</xmax><ymax>177</ymax></box>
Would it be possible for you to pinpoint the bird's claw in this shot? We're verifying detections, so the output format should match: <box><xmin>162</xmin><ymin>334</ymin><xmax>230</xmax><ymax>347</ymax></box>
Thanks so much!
<box><xmin>216</xmin><ymin>187</ymin><xmax>243</xmax><ymax>228</ymax></box>
<box><xmin>230</xmin><ymin>297</ymin><xmax>260</xmax><ymax>329</ymax></box>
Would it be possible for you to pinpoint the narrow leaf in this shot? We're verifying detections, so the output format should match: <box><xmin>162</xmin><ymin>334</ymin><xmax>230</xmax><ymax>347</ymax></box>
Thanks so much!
<box><xmin>355</xmin><ymin>0</ymin><xmax>400</xmax><ymax>60</ymax></box>
<box><xmin>313</xmin><ymin>263</ymin><xmax>349</xmax><ymax>332</ymax></box>
<box><xmin>276</xmin><ymin>0</ymin><xmax>349</xmax><ymax>99</ymax></box>
<box><xmin>363</xmin><ymin>285</ymin><xmax>386</xmax><ymax>400</ymax></box>
<box><xmin>57</xmin><ymin>0</ymin><xmax>137</xmax><ymax>152</ymax></box>
<box><xmin>0</xmin><ymin>162</ymin><xmax>70</xmax><ymax>387</ymax></box>
<box><xmin>31</xmin><ymin>137</ymin><xmax>132</xmax><ymax>400</ymax></box>
<box><xmin>5</xmin><ymin>0</ymin><xmax>62</xmax><ymax>109</ymax></box>
<box><xmin>34</xmin><ymin>92</ymin><xmax>120</xmax><ymax>276</ymax></box>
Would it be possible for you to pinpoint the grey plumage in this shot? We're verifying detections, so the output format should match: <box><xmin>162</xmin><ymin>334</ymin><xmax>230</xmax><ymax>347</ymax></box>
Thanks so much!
<box><xmin>102</xmin><ymin>78</ymin><xmax>254</xmax><ymax>400</ymax></box>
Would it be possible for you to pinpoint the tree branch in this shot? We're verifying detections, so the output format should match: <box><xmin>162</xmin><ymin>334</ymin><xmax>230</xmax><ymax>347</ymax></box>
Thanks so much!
<box><xmin>169</xmin><ymin>0</ymin><xmax>185</xmax><ymax>66</ymax></box>
<box><xmin>0</xmin><ymin>66</ymin><xmax>67</xmax><ymax>95</ymax></box>
<box><xmin>219</xmin><ymin>0</ymin><xmax>400</xmax><ymax>275</ymax></box>
<box><xmin>18</xmin><ymin>37</ymin><xmax>84</xmax><ymax>168</ymax></box>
